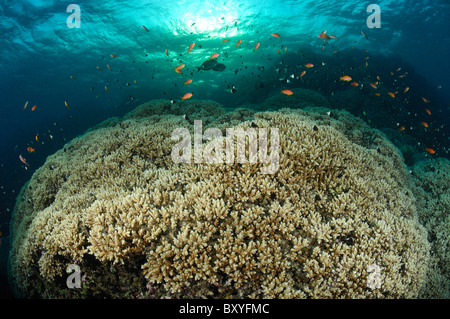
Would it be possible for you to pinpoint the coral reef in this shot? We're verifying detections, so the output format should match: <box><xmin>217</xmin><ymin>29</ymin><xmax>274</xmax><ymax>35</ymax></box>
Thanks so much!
<box><xmin>9</xmin><ymin>95</ymin><xmax>431</xmax><ymax>298</ymax></box>
<box><xmin>412</xmin><ymin>159</ymin><xmax>450</xmax><ymax>298</ymax></box>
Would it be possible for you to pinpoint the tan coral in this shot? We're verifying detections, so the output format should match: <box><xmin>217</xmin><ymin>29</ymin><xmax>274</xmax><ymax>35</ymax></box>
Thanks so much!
<box><xmin>9</xmin><ymin>98</ymin><xmax>430</xmax><ymax>298</ymax></box>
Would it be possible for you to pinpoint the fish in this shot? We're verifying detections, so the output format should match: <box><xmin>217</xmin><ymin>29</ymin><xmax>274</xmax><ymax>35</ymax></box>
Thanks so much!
<box><xmin>404</xmin><ymin>87</ymin><xmax>410</xmax><ymax>93</ymax></box>
<box><xmin>175</xmin><ymin>64</ymin><xmax>185</xmax><ymax>70</ymax></box>
<box><xmin>141</xmin><ymin>25</ymin><xmax>149</xmax><ymax>32</ymax></box>
<box><xmin>365</xmin><ymin>62</ymin><xmax>369</xmax><ymax>68</ymax></box>
<box><xmin>133</xmin><ymin>80</ymin><xmax>137</xmax><ymax>84</ymax></box>
<box><xmin>35</xmin><ymin>135</ymin><xmax>39</xmax><ymax>142</ymax></box>
<box><xmin>254</xmin><ymin>42</ymin><xmax>260</xmax><ymax>52</ymax></box>
<box><xmin>421</xmin><ymin>97</ymin><xmax>430</xmax><ymax>103</ymax></box>
<box><xmin>19</xmin><ymin>155</ymin><xmax>30</xmax><ymax>167</ymax></box>
<box><xmin>299</xmin><ymin>70</ymin><xmax>306</xmax><ymax>78</ymax></box>
<box><xmin>209</xmin><ymin>53</ymin><xmax>219</xmax><ymax>59</ymax></box>
<box><xmin>425</xmin><ymin>108</ymin><xmax>431</xmax><ymax>116</ymax></box>
<box><xmin>277</xmin><ymin>49</ymin><xmax>281</xmax><ymax>54</ymax></box>
<box><xmin>107</xmin><ymin>64</ymin><xmax>112</xmax><ymax>71</ymax></box>
<box><xmin>305</xmin><ymin>63</ymin><xmax>314</xmax><ymax>68</ymax></box>
<box><xmin>181</xmin><ymin>93</ymin><xmax>193</xmax><ymax>101</ymax></box>
<box><xmin>110</xmin><ymin>54</ymin><xmax>117</xmax><ymax>58</ymax></box>
<box><xmin>387</xmin><ymin>92</ymin><xmax>395</xmax><ymax>98</ymax></box>
<box><xmin>31</xmin><ymin>105</ymin><xmax>37</xmax><ymax>111</ymax></box>
<box><xmin>425</xmin><ymin>148</ymin><xmax>435</xmax><ymax>155</ymax></box>
<box><xmin>184</xmin><ymin>79</ymin><xmax>192</xmax><ymax>85</ymax></box>
<box><xmin>105</xmin><ymin>85</ymin><xmax>109</xmax><ymax>92</ymax></box>
<box><xmin>64</xmin><ymin>101</ymin><xmax>70</xmax><ymax>109</ymax></box>
<box><xmin>421</xmin><ymin>122</ymin><xmax>428</xmax><ymax>128</ymax></box>
<box><xmin>340</xmin><ymin>76</ymin><xmax>352</xmax><ymax>82</ymax></box>
<box><xmin>361</xmin><ymin>30</ymin><xmax>369</xmax><ymax>40</ymax></box>
<box><xmin>271</xmin><ymin>33</ymin><xmax>281</xmax><ymax>39</ymax></box>
<box><xmin>318</xmin><ymin>30</ymin><xmax>337</xmax><ymax>42</ymax></box>
<box><xmin>222</xmin><ymin>39</ymin><xmax>230</xmax><ymax>43</ymax></box>
<box><xmin>350</xmin><ymin>82</ymin><xmax>359</xmax><ymax>87</ymax></box>
<box><xmin>23</xmin><ymin>101</ymin><xmax>28</xmax><ymax>110</ymax></box>
<box><xmin>398</xmin><ymin>126</ymin><xmax>406</xmax><ymax>132</ymax></box>
<box><xmin>175</xmin><ymin>68</ymin><xmax>183</xmax><ymax>74</ymax></box>
<box><xmin>370</xmin><ymin>83</ymin><xmax>378</xmax><ymax>89</ymax></box>
<box><xmin>165</xmin><ymin>49</ymin><xmax>168</xmax><ymax>56</ymax></box>
<box><xmin>188</xmin><ymin>42</ymin><xmax>195</xmax><ymax>54</ymax></box>
<box><xmin>375</xmin><ymin>93</ymin><xmax>381</xmax><ymax>96</ymax></box>
<box><xmin>27</xmin><ymin>147</ymin><xmax>35</xmax><ymax>153</ymax></box>
<box><xmin>281</xmin><ymin>89</ymin><xmax>293</xmax><ymax>95</ymax></box>
<box><xmin>236</xmin><ymin>39</ymin><xmax>242</xmax><ymax>47</ymax></box>
<box><xmin>96</xmin><ymin>66</ymin><xmax>101</xmax><ymax>70</ymax></box>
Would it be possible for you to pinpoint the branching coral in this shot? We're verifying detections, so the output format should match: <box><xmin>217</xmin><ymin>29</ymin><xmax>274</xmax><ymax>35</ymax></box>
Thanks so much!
<box><xmin>9</xmin><ymin>97</ymin><xmax>431</xmax><ymax>298</ymax></box>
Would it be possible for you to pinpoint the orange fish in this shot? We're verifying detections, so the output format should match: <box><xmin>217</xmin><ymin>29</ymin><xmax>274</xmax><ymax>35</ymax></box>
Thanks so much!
<box><xmin>236</xmin><ymin>39</ymin><xmax>242</xmax><ymax>47</ymax></box>
<box><xmin>254</xmin><ymin>42</ymin><xmax>260</xmax><ymax>52</ymax></box>
<box><xmin>300</xmin><ymin>70</ymin><xmax>306</xmax><ymax>78</ymax></box>
<box><xmin>425</xmin><ymin>108</ymin><xmax>431</xmax><ymax>116</ymax></box>
<box><xmin>271</xmin><ymin>33</ymin><xmax>281</xmax><ymax>39</ymax></box>
<box><xmin>388</xmin><ymin>92</ymin><xmax>395</xmax><ymax>98</ymax></box>
<box><xmin>318</xmin><ymin>30</ymin><xmax>337</xmax><ymax>42</ymax></box>
<box><xmin>277</xmin><ymin>49</ymin><xmax>281</xmax><ymax>54</ymax></box>
<box><xmin>134</xmin><ymin>80</ymin><xmax>137</xmax><ymax>84</ymax></box>
<box><xmin>165</xmin><ymin>49</ymin><xmax>168</xmax><ymax>56</ymax></box>
<box><xmin>110</xmin><ymin>54</ymin><xmax>117</xmax><ymax>58</ymax></box>
<box><xmin>35</xmin><ymin>135</ymin><xmax>39</xmax><ymax>142</ymax></box>
<box><xmin>181</xmin><ymin>93</ymin><xmax>193</xmax><ymax>101</ymax></box>
<box><xmin>421</xmin><ymin>97</ymin><xmax>429</xmax><ymax>103</ymax></box>
<box><xmin>64</xmin><ymin>101</ymin><xmax>70</xmax><ymax>109</ymax></box>
<box><xmin>141</xmin><ymin>25</ymin><xmax>149</xmax><ymax>32</ymax></box>
<box><xmin>27</xmin><ymin>147</ymin><xmax>35</xmax><ymax>153</ymax></box>
<box><xmin>421</xmin><ymin>122</ymin><xmax>428</xmax><ymax>128</ymax></box>
<box><xmin>404</xmin><ymin>87</ymin><xmax>410</xmax><ymax>93</ymax></box>
<box><xmin>209</xmin><ymin>53</ymin><xmax>219</xmax><ymax>59</ymax></box>
<box><xmin>281</xmin><ymin>89</ymin><xmax>293</xmax><ymax>95</ymax></box>
<box><xmin>222</xmin><ymin>39</ymin><xmax>230</xmax><ymax>43</ymax></box>
<box><xmin>188</xmin><ymin>42</ymin><xmax>195</xmax><ymax>53</ymax></box>
<box><xmin>305</xmin><ymin>63</ymin><xmax>314</xmax><ymax>68</ymax></box>
<box><xmin>398</xmin><ymin>126</ymin><xmax>405</xmax><ymax>132</ymax></box>
<box><xmin>175</xmin><ymin>68</ymin><xmax>183</xmax><ymax>75</ymax></box>
<box><xmin>31</xmin><ymin>105</ymin><xmax>37</xmax><ymax>111</ymax></box>
<box><xmin>374</xmin><ymin>93</ymin><xmax>381</xmax><ymax>96</ymax></box>
<box><xmin>175</xmin><ymin>64</ymin><xmax>185</xmax><ymax>70</ymax></box>
<box><xmin>19</xmin><ymin>155</ymin><xmax>29</xmax><ymax>167</ymax></box>
<box><xmin>340</xmin><ymin>76</ymin><xmax>352</xmax><ymax>82</ymax></box>
<box><xmin>350</xmin><ymin>82</ymin><xmax>359</xmax><ymax>87</ymax></box>
<box><xmin>425</xmin><ymin>148</ymin><xmax>435</xmax><ymax>155</ymax></box>
<box><xmin>376</xmin><ymin>75</ymin><xmax>381</xmax><ymax>81</ymax></box>
<box><xmin>107</xmin><ymin>64</ymin><xmax>112</xmax><ymax>71</ymax></box>
<box><xmin>370</xmin><ymin>83</ymin><xmax>378</xmax><ymax>89</ymax></box>
<box><xmin>184</xmin><ymin>79</ymin><xmax>192</xmax><ymax>85</ymax></box>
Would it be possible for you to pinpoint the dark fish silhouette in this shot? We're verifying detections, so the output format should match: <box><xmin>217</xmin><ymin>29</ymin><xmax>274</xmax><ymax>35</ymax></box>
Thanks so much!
<box><xmin>195</xmin><ymin>59</ymin><xmax>226</xmax><ymax>72</ymax></box>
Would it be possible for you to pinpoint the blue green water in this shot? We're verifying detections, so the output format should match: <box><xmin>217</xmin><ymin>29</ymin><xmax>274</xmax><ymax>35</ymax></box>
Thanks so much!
<box><xmin>0</xmin><ymin>0</ymin><xmax>449</xmax><ymax>298</ymax></box>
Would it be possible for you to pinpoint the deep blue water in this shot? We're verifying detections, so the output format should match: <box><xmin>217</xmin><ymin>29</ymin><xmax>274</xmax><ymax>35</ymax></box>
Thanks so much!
<box><xmin>0</xmin><ymin>0</ymin><xmax>449</xmax><ymax>298</ymax></box>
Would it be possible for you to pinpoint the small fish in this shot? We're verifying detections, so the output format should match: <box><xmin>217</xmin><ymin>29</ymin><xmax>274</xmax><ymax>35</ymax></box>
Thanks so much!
<box><xmin>305</xmin><ymin>63</ymin><xmax>314</xmax><ymax>68</ymax></box>
<box><xmin>236</xmin><ymin>39</ymin><xmax>242</xmax><ymax>47</ymax></box>
<box><xmin>281</xmin><ymin>89</ymin><xmax>293</xmax><ymax>95</ymax></box>
<box><xmin>35</xmin><ymin>135</ymin><xmax>39</xmax><ymax>142</ymax></box>
<box><xmin>107</xmin><ymin>64</ymin><xmax>112</xmax><ymax>71</ymax></box>
<box><xmin>421</xmin><ymin>97</ymin><xmax>430</xmax><ymax>103</ymax></box>
<box><xmin>31</xmin><ymin>105</ymin><xmax>37</xmax><ymax>111</ymax></box>
<box><xmin>110</xmin><ymin>54</ymin><xmax>117</xmax><ymax>58</ymax></box>
<box><xmin>370</xmin><ymin>83</ymin><xmax>378</xmax><ymax>89</ymax></box>
<box><xmin>222</xmin><ymin>39</ymin><xmax>230</xmax><ymax>43</ymax></box>
<box><xmin>398</xmin><ymin>126</ymin><xmax>405</xmax><ymax>132</ymax></box>
<box><xmin>271</xmin><ymin>33</ymin><xmax>281</xmax><ymax>39</ymax></box>
<box><xmin>361</xmin><ymin>30</ymin><xmax>369</xmax><ymax>40</ymax></box>
<box><xmin>340</xmin><ymin>76</ymin><xmax>352</xmax><ymax>82</ymax></box>
<box><xmin>421</xmin><ymin>122</ymin><xmax>428</xmax><ymax>128</ymax></box>
<box><xmin>299</xmin><ymin>70</ymin><xmax>306</xmax><ymax>78</ymax></box>
<box><xmin>365</xmin><ymin>61</ymin><xmax>369</xmax><ymax>68</ymax></box>
<box><xmin>318</xmin><ymin>30</ymin><xmax>337</xmax><ymax>42</ymax></box>
<box><xmin>96</xmin><ymin>66</ymin><xmax>101</xmax><ymax>70</ymax></box>
<box><xmin>404</xmin><ymin>87</ymin><xmax>410</xmax><ymax>93</ymax></box>
<box><xmin>133</xmin><ymin>80</ymin><xmax>137</xmax><ymax>84</ymax></box>
<box><xmin>254</xmin><ymin>42</ymin><xmax>260</xmax><ymax>52</ymax></box>
<box><xmin>23</xmin><ymin>101</ymin><xmax>28</xmax><ymax>110</ymax></box>
<box><xmin>141</xmin><ymin>25</ymin><xmax>149</xmax><ymax>32</ymax></box>
<box><xmin>388</xmin><ymin>92</ymin><xmax>395</xmax><ymax>98</ymax></box>
<box><xmin>105</xmin><ymin>85</ymin><xmax>109</xmax><ymax>92</ymax></box>
<box><xmin>165</xmin><ymin>49</ymin><xmax>168</xmax><ymax>56</ymax></box>
<box><xmin>19</xmin><ymin>155</ymin><xmax>30</xmax><ymax>167</ymax></box>
<box><xmin>188</xmin><ymin>42</ymin><xmax>195</xmax><ymax>53</ymax></box>
<box><xmin>425</xmin><ymin>148</ymin><xmax>435</xmax><ymax>155</ymax></box>
<box><xmin>277</xmin><ymin>49</ymin><xmax>281</xmax><ymax>54</ymax></box>
<box><xmin>350</xmin><ymin>82</ymin><xmax>359</xmax><ymax>87</ymax></box>
<box><xmin>425</xmin><ymin>108</ymin><xmax>431</xmax><ymax>116</ymax></box>
<box><xmin>27</xmin><ymin>147</ymin><xmax>35</xmax><ymax>153</ymax></box>
<box><xmin>175</xmin><ymin>64</ymin><xmax>185</xmax><ymax>70</ymax></box>
<box><xmin>209</xmin><ymin>53</ymin><xmax>219</xmax><ymax>59</ymax></box>
<box><xmin>64</xmin><ymin>101</ymin><xmax>70</xmax><ymax>109</ymax></box>
<box><xmin>70</xmin><ymin>75</ymin><xmax>75</xmax><ymax>79</ymax></box>
<box><xmin>175</xmin><ymin>68</ymin><xmax>183</xmax><ymax>75</ymax></box>
<box><xmin>181</xmin><ymin>93</ymin><xmax>193</xmax><ymax>101</ymax></box>
<box><xmin>375</xmin><ymin>93</ymin><xmax>381</xmax><ymax>96</ymax></box>
<box><xmin>184</xmin><ymin>79</ymin><xmax>192</xmax><ymax>85</ymax></box>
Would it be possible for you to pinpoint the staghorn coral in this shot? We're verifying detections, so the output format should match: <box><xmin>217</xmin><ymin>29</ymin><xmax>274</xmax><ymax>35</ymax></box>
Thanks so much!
<box><xmin>9</xmin><ymin>98</ymin><xmax>431</xmax><ymax>298</ymax></box>
<box><xmin>412</xmin><ymin>159</ymin><xmax>450</xmax><ymax>298</ymax></box>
